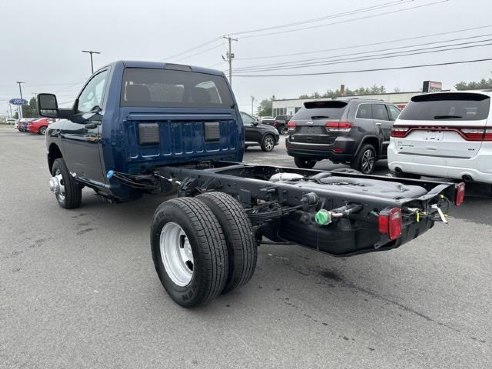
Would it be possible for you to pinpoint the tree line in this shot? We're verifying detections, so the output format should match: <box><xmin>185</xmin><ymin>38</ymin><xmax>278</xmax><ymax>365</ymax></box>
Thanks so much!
<box><xmin>257</xmin><ymin>76</ymin><xmax>492</xmax><ymax>116</ymax></box>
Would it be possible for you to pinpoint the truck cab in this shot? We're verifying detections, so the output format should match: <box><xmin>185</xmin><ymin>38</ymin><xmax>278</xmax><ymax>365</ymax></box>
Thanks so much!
<box><xmin>40</xmin><ymin>61</ymin><xmax>243</xmax><ymax>201</ymax></box>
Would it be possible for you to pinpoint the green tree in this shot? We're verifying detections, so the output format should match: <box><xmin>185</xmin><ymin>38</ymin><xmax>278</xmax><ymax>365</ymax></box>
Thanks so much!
<box><xmin>455</xmin><ymin>78</ymin><xmax>492</xmax><ymax>90</ymax></box>
<box><xmin>299</xmin><ymin>84</ymin><xmax>388</xmax><ymax>99</ymax></box>
<box><xmin>257</xmin><ymin>97</ymin><xmax>273</xmax><ymax>116</ymax></box>
<box><xmin>21</xmin><ymin>97</ymin><xmax>39</xmax><ymax>118</ymax></box>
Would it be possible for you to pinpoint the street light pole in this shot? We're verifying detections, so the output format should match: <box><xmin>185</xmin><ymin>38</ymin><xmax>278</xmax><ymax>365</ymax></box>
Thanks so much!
<box><xmin>251</xmin><ymin>96</ymin><xmax>255</xmax><ymax>116</ymax></box>
<box><xmin>16</xmin><ymin>81</ymin><xmax>25</xmax><ymax>119</ymax></box>
<box><xmin>82</xmin><ymin>50</ymin><xmax>101</xmax><ymax>74</ymax></box>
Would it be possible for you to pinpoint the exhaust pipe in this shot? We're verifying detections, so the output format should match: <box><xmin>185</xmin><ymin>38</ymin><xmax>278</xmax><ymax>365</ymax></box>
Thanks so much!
<box><xmin>462</xmin><ymin>175</ymin><xmax>473</xmax><ymax>182</ymax></box>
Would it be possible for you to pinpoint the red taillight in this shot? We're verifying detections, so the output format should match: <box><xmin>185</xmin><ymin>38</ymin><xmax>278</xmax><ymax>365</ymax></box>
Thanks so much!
<box><xmin>378</xmin><ymin>207</ymin><xmax>402</xmax><ymax>240</ymax></box>
<box><xmin>455</xmin><ymin>182</ymin><xmax>465</xmax><ymax>207</ymax></box>
<box><xmin>391</xmin><ymin>127</ymin><xmax>410</xmax><ymax>138</ymax></box>
<box><xmin>287</xmin><ymin>121</ymin><xmax>297</xmax><ymax>132</ymax></box>
<box><xmin>325</xmin><ymin>121</ymin><xmax>352</xmax><ymax>133</ymax></box>
<box><xmin>460</xmin><ymin>128</ymin><xmax>492</xmax><ymax>141</ymax></box>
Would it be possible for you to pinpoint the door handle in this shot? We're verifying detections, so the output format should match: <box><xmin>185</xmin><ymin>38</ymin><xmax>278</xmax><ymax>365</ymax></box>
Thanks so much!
<box><xmin>375</xmin><ymin>122</ymin><xmax>382</xmax><ymax>126</ymax></box>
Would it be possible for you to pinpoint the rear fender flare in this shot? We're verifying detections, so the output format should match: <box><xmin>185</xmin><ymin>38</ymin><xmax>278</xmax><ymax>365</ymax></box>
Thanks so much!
<box><xmin>354</xmin><ymin>136</ymin><xmax>382</xmax><ymax>160</ymax></box>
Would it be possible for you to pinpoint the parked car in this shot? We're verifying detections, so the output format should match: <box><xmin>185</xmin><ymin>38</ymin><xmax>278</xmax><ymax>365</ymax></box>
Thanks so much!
<box><xmin>27</xmin><ymin>118</ymin><xmax>53</xmax><ymax>134</ymax></box>
<box><xmin>388</xmin><ymin>91</ymin><xmax>492</xmax><ymax>184</ymax></box>
<box><xmin>17</xmin><ymin>118</ymin><xmax>35</xmax><ymax>132</ymax></box>
<box><xmin>240</xmin><ymin>112</ymin><xmax>279</xmax><ymax>152</ymax></box>
<box><xmin>6</xmin><ymin>118</ymin><xmax>16</xmax><ymax>125</ymax></box>
<box><xmin>286</xmin><ymin>98</ymin><xmax>401</xmax><ymax>173</ymax></box>
<box><xmin>273</xmin><ymin>115</ymin><xmax>292</xmax><ymax>135</ymax></box>
<box><xmin>260</xmin><ymin>116</ymin><xmax>275</xmax><ymax>125</ymax></box>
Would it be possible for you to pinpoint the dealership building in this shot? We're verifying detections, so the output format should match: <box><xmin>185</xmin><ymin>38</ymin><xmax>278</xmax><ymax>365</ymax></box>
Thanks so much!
<box><xmin>271</xmin><ymin>82</ymin><xmax>446</xmax><ymax>117</ymax></box>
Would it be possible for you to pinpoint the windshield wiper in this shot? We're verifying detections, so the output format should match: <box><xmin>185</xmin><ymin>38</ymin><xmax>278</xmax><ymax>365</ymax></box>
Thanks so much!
<box><xmin>433</xmin><ymin>115</ymin><xmax>462</xmax><ymax>119</ymax></box>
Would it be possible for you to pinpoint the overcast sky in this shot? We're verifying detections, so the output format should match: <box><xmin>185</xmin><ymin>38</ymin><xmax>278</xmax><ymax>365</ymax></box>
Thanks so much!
<box><xmin>1</xmin><ymin>0</ymin><xmax>492</xmax><ymax>115</ymax></box>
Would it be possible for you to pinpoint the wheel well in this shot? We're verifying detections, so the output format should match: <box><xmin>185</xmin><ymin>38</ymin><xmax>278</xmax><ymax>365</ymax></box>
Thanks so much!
<box><xmin>48</xmin><ymin>144</ymin><xmax>62</xmax><ymax>173</ymax></box>
<box><xmin>358</xmin><ymin>137</ymin><xmax>380</xmax><ymax>158</ymax></box>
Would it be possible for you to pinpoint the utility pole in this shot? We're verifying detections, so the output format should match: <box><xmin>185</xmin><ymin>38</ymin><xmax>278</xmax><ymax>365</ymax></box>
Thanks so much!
<box><xmin>222</xmin><ymin>36</ymin><xmax>238</xmax><ymax>87</ymax></box>
<box><xmin>16</xmin><ymin>81</ymin><xmax>25</xmax><ymax>119</ymax></box>
<box><xmin>82</xmin><ymin>50</ymin><xmax>101</xmax><ymax>74</ymax></box>
<box><xmin>251</xmin><ymin>96</ymin><xmax>255</xmax><ymax>116</ymax></box>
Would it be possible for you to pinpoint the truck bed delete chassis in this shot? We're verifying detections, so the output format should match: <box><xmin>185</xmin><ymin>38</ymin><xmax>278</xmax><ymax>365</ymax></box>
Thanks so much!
<box><xmin>132</xmin><ymin>162</ymin><xmax>460</xmax><ymax>257</ymax></box>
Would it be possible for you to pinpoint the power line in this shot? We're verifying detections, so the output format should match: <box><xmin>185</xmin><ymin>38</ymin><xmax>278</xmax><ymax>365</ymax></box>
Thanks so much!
<box><xmin>229</xmin><ymin>0</ymin><xmax>411</xmax><ymax>37</ymax></box>
<box><xmin>159</xmin><ymin>1</ymin><xmax>440</xmax><ymax>64</ymax></box>
<box><xmin>234</xmin><ymin>37</ymin><xmax>492</xmax><ymax>73</ymax></box>
<box><xmin>237</xmin><ymin>0</ymin><xmax>449</xmax><ymax>40</ymax></box>
<box><xmin>174</xmin><ymin>43</ymin><xmax>225</xmax><ymax>62</ymax></box>
<box><xmin>235</xmin><ymin>24</ymin><xmax>492</xmax><ymax>61</ymax></box>
<box><xmin>163</xmin><ymin>37</ymin><xmax>222</xmax><ymax>61</ymax></box>
<box><xmin>234</xmin><ymin>57</ymin><xmax>492</xmax><ymax>77</ymax></box>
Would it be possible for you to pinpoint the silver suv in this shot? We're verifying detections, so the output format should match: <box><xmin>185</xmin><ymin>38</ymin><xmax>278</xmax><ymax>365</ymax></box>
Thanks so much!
<box><xmin>286</xmin><ymin>98</ymin><xmax>401</xmax><ymax>173</ymax></box>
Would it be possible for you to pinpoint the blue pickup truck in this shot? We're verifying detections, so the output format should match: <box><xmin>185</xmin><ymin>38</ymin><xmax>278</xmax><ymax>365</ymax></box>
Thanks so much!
<box><xmin>38</xmin><ymin>60</ymin><xmax>464</xmax><ymax>307</ymax></box>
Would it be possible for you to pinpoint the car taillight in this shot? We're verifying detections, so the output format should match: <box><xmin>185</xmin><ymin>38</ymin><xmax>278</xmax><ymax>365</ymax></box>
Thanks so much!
<box><xmin>287</xmin><ymin>121</ymin><xmax>297</xmax><ymax>132</ymax></box>
<box><xmin>325</xmin><ymin>121</ymin><xmax>352</xmax><ymax>133</ymax></box>
<box><xmin>460</xmin><ymin>128</ymin><xmax>492</xmax><ymax>141</ymax></box>
<box><xmin>391</xmin><ymin>127</ymin><xmax>410</xmax><ymax>138</ymax></box>
<box><xmin>455</xmin><ymin>182</ymin><xmax>465</xmax><ymax>207</ymax></box>
<box><xmin>378</xmin><ymin>207</ymin><xmax>402</xmax><ymax>240</ymax></box>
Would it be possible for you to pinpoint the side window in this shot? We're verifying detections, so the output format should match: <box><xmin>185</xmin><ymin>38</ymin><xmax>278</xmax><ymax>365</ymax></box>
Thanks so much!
<box><xmin>240</xmin><ymin>112</ymin><xmax>255</xmax><ymax>125</ymax></box>
<box><xmin>372</xmin><ymin>104</ymin><xmax>389</xmax><ymax>120</ymax></box>
<box><xmin>77</xmin><ymin>70</ymin><xmax>108</xmax><ymax>114</ymax></box>
<box><xmin>356</xmin><ymin>104</ymin><xmax>372</xmax><ymax>119</ymax></box>
<box><xmin>387</xmin><ymin>105</ymin><xmax>401</xmax><ymax>121</ymax></box>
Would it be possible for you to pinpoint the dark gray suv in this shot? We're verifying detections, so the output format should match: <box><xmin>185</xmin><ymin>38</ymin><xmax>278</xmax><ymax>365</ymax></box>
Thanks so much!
<box><xmin>286</xmin><ymin>98</ymin><xmax>401</xmax><ymax>173</ymax></box>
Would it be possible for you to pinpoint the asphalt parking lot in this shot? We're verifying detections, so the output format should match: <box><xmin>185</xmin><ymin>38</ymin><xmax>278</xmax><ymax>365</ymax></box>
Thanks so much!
<box><xmin>1</xmin><ymin>127</ymin><xmax>491</xmax><ymax>369</ymax></box>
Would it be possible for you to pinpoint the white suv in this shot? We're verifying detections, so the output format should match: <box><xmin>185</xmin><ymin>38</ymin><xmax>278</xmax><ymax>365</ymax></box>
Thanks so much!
<box><xmin>388</xmin><ymin>91</ymin><xmax>492</xmax><ymax>184</ymax></box>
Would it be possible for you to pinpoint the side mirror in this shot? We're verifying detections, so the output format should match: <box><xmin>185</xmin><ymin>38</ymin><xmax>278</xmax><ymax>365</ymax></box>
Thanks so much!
<box><xmin>253</xmin><ymin>121</ymin><xmax>259</xmax><ymax>126</ymax></box>
<box><xmin>38</xmin><ymin>93</ymin><xmax>59</xmax><ymax>118</ymax></box>
<box><xmin>38</xmin><ymin>93</ymin><xmax>73</xmax><ymax>119</ymax></box>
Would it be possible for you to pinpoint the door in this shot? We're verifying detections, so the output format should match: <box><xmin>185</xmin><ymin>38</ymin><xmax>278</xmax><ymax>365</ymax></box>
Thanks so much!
<box><xmin>61</xmin><ymin>69</ymin><xmax>108</xmax><ymax>183</ymax></box>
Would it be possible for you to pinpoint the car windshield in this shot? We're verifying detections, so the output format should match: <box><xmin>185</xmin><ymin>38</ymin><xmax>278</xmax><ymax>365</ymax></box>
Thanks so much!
<box><xmin>399</xmin><ymin>93</ymin><xmax>491</xmax><ymax>121</ymax></box>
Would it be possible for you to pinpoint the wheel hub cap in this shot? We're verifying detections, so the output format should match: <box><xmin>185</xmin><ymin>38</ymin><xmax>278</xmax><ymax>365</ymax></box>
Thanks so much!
<box><xmin>160</xmin><ymin>222</ymin><xmax>194</xmax><ymax>286</ymax></box>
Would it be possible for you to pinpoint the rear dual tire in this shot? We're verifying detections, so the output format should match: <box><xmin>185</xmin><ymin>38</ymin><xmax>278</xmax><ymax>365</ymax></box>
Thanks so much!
<box><xmin>151</xmin><ymin>194</ymin><xmax>257</xmax><ymax>307</ymax></box>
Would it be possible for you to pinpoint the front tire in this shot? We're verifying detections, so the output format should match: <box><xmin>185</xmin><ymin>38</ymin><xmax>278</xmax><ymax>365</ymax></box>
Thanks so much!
<box><xmin>261</xmin><ymin>134</ymin><xmax>275</xmax><ymax>152</ymax></box>
<box><xmin>151</xmin><ymin>198</ymin><xmax>229</xmax><ymax>307</ymax></box>
<box><xmin>352</xmin><ymin>144</ymin><xmax>376</xmax><ymax>174</ymax></box>
<box><xmin>196</xmin><ymin>192</ymin><xmax>257</xmax><ymax>294</ymax></box>
<box><xmin>294</xmin><ymin>157</ymin><xmax>316</xmax><ymax>169</ymax></box>
<box><xmin>51</xmin><ymin>158</ymin><xmax>82</xmax><ymax>209</ymax></box>
<box><xmin>39</xmin><ymin>126</ymin><xmax>47</xmax><ymax>135</ymax></box>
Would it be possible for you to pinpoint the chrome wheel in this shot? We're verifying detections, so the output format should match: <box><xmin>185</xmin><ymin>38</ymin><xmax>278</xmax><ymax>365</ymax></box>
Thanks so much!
<box><xmin>160</xmin><ymin>222</ymin><xmax>194</xmax><ymax>287</ymax></box>
<box><xmin>361</xmin><ymin>149</ymin><xmax>375</xmax><ymax>173</ymax></box>
<box><xmin>53</xmin><ymin>170</ymin><xmax>66</xmax><ymax>202</ymax></box>
<box><xmin>262</xmin><ymin>135</ymin><xmax>275</xmax><ymax>152</ymax></box>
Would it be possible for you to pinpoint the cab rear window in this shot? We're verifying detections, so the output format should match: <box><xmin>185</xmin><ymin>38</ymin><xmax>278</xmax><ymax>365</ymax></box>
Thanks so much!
<box><xmin>294</xmin><ymin>101</ymin><xmax>347</xmax><ymax>120</ymax></box>
<box><xmin>121</xmin><ymin>68</ymin><xmax>234</xmax><ymax>108</ymax></box>
<box><xmin>399</xmin><ymin>93</ymin><xmax>490</xmax><ymax>121</ymax></box>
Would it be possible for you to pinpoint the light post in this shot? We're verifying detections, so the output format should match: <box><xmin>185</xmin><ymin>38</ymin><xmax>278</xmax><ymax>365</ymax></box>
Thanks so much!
<box><xmin>16</xmin><ymin>81</ymin><xmax>25</xmax><ymax>119</ymax></box>
<box><xmin>82</xmin><ymin>50</ymin><xmax>101</xmax><ymax>74</ymax></box>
